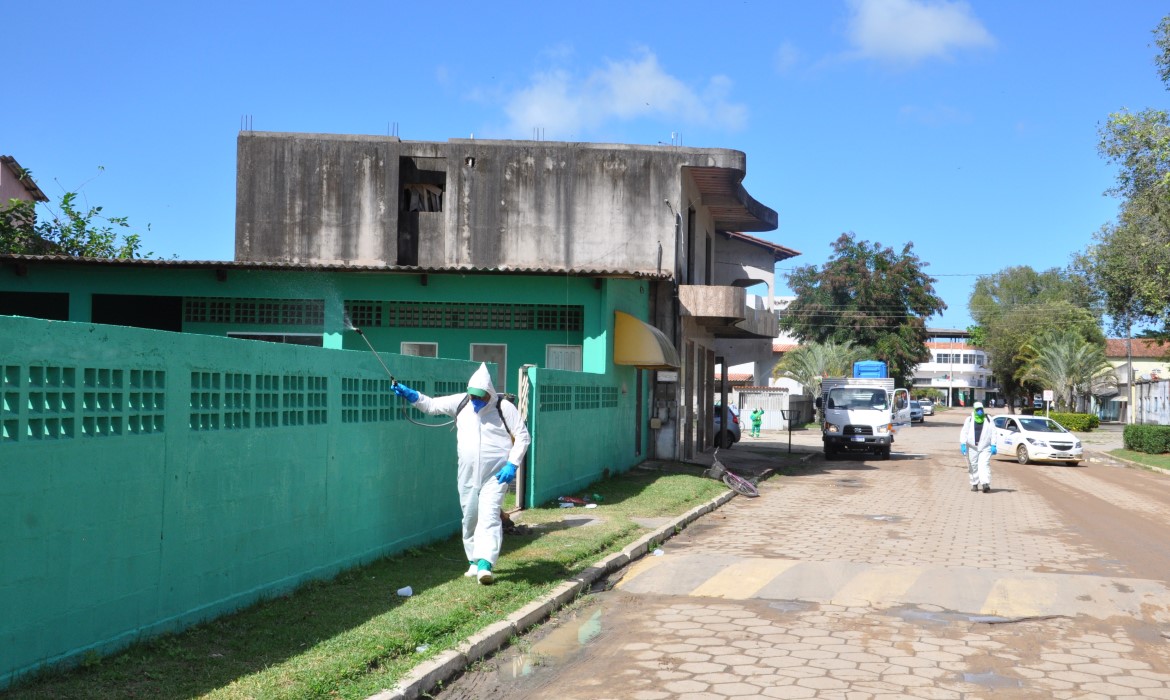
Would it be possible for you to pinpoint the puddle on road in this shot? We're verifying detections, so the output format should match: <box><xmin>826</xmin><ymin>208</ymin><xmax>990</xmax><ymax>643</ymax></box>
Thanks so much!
<box><xmin>889</xmin><ymin>605</ymin><xmax>1010</xmax><ymax>626</ymax></box>
<box><xmin>507</xmin><ymin>605</ymin><xmax>605</xmax><ymax>679</ymax></box>
<box><xmin>768</xmin><ymin>600</ymin><xmax>817</xmax><ymax>613</ymax></box>
<box><xmin>835</xmin><ymin>478</ymin><xmax>863</xmax><ymax>488</ymax></box>
<box><xmin>962</xmin><ymin>671</ymin><xmax>1023</xmax><ymax>689</ymax></box>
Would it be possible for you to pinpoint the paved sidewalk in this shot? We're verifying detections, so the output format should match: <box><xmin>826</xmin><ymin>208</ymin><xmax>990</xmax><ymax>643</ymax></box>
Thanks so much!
<box><xmin>425</xmin><ymin>413</ymin><xmax>1170</xmax><ymax>699</ymax></box>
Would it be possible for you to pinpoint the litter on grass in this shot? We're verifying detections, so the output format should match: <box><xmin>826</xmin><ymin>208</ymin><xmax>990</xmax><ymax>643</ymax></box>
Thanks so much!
<box><xmin>396</xmin><ymin>586</ymin><xmax>413</xmax><ymax>597</ymax></box>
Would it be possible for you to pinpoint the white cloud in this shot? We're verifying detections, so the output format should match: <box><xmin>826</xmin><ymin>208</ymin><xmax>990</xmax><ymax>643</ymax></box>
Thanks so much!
<box><xmin>774</xmin><ymin>41</ymin><xmax>802</xmax><ymax>75</ymax></box>
<box><xmin>502</xmin><ymin>49</ymin><xmax>747</xmax><ymax>139</ymax></box>
<box><xmin>846</xmin><ymin>0</ymin><xmax>995</xmax><ymax>65</ymax></box>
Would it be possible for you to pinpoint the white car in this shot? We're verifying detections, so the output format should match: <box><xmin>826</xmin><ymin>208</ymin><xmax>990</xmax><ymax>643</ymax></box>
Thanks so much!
<box><xmin>918</xmin><ymin>399</ymin><xmax>934</xmax><ymax>416</ymax></box>
<box><xmin>992</xmin><ymin>415</ymin><xmax>1082</xmax><ymax>466</ymax></box>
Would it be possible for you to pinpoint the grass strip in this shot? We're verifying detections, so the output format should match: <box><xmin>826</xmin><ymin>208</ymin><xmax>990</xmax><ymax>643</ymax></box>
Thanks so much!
<box><xmin>1109</xmin><ymin>448</ymin><xmax>1170</xmax><ymax>472</ymax></box>
<box><xmin>7</xmin><ymin>468</ymin><xmax>726</xmax><ymax>700</ymax></box>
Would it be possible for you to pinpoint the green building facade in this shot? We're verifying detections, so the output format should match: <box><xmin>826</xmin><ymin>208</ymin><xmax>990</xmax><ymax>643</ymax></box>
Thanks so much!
<box><xmin>0</xmin><ymin>255</ymin><xmax>662</xmax><ymax>685</ymax></box>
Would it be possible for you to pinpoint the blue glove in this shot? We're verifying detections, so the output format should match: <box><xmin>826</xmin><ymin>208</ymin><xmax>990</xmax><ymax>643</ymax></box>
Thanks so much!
<box><xmin>960</xmin><ymin>443</ymin><xmax>968</xmax><ymax>455</ymax></box>
<box><xmin>392</xmin><ymin>382</ymin><xmax>419</xmax><ymax>403</ymax></box>
<box><xmin>496</xmin><ymin>462</ymin><xmax>518</xmax><ymax>484</ymax></box>
<box><xmin>990</xmin><ymin>444</ymin><xmax>997</xmax><ymax>455</ymax></box>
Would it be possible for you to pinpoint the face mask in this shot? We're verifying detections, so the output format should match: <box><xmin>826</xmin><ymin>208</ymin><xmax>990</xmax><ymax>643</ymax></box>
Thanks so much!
<box><xmin>974</xmin><ymin>410</ymin><xmax>984</xmax><ymax>423</ymax></box>
<box><xmin>470</xmin><ymin>397</ymin><xmax>488</xmax><ymax>412</ymax></box>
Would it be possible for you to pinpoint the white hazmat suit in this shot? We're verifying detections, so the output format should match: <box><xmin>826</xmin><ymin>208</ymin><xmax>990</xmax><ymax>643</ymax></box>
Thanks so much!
<box><xmin>411</xmin><ymin>363</ymin><xmax>530</xmax><ymax>573</ymax></box>
<box><xmin>959</xmin><ymin>407</ymin><xmax>995</xmax><ymax>491</ymax></box>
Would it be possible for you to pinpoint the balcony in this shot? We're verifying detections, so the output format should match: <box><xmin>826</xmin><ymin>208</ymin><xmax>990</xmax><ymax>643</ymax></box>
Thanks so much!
<box><xmin>678</xmin><ymin>285</ymin><xmax>778</xmax><ymax>339</ymax></box>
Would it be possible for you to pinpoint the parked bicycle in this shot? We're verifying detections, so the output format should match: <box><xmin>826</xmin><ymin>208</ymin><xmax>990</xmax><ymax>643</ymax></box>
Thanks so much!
<box><xmin>705</xmin><ymin>449</ymin><xmax>759</xmax><ymax>497</ymax></box>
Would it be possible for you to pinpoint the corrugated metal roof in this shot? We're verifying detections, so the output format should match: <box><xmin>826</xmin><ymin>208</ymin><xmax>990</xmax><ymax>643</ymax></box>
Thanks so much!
<box><xmin>0</xmin><ymin>254</ymin><xmax>672</xmax><ymax>279</ymax></box>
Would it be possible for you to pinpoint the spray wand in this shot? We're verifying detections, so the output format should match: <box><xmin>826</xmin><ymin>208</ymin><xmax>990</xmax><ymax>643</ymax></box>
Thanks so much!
<box><xmin>349</xmin><ymin>323</ymin><xmax>454</xmax><ymax>429</ymax></box>
<box><xmin>352</xmin><ymin>327</ymin><xmax>398</xmax><ymax>387</ymax></box>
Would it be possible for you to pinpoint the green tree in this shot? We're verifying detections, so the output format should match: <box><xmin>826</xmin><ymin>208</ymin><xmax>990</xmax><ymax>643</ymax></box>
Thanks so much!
<box><xmin>1017</xmin><ymin>329</ymin><xmax>1116</xmax><ymax>412</ymax></box>
<box><xmin>778</xmin><ymin>233</ymin><xmax>946</xmax><ymax>384</ymax></box>
<box><xmin>1092</xmin><ymin>14</ymin><xmax>1170</xmax><ymax>333</ymax></box>
<box><xmin>0</xmin><ymin>168</ymin><xmax>148</xmax><ymax>258</ymax></box>
<box><xmin>968</xmin><ymin>266</ymin><xmax>1103</xmax><ymax>410</ymax></box>
<box><xmin>771</xmin><ymin>340</ymin><xmax>865</xmax><ymax>397</ymax></box>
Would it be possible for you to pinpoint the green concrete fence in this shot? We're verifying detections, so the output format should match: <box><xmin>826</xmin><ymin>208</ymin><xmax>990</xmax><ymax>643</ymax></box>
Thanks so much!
<box><xmin>0</xmin><ymin>316</ymin><xmax>479</xmax><ymax>686</ymax></box>
<box><xmin>0</xmin><ymin>316</ymin><xmax>642</xmax><ymax>686</ymax></box>
<box><xmin>525</xmin><ymin>366</ymin><xmax>640</xmax><ymax>507</ymax></box>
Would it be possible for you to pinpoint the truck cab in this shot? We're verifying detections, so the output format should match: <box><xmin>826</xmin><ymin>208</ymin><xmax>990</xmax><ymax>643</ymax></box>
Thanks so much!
<box><xmin>816</xmin><ymin>377</ymin><xmax>910</xmax><ymax>460</ymax></box>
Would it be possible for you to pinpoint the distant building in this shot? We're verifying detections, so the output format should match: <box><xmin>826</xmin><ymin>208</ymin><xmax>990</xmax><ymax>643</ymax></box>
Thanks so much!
<box><xmin>1101</xmin><ymin>338</ymin><xmax>1169</xmax><ymax>423</ymax></box>
<box><xmin>910</xmin><ymin>329</ymin><xmax>996</xmax><ymax>407</ymax></box>
<box><xmin>0</xmin><ymin>155</ymin><xmax>49</xmax><ymax>204</ymax></box>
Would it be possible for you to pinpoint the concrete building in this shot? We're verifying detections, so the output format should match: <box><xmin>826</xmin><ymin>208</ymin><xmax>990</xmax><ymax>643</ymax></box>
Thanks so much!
<box><xmin>235</xmin><ymin>131</ymin><xmax>797</xmax><ymax>460</ymax></box>
<box><xmin>1100</xmin><ymin>338</ymin><xmax>1169</xmax><ymax>422</ymax></box>
<box><xmin>911</xmin><ymin>329</ymin><xmax>997</xmax><ymax>407</ymax></box>
<box><xmin>721</xmin><ymin>295</ymin><xmax>801</xmax><ymax>391</ymax></box>
<box><xmin>4</xmin><ymin>133</ymin><xmax>797</xmax><ymax>464</ymax></box>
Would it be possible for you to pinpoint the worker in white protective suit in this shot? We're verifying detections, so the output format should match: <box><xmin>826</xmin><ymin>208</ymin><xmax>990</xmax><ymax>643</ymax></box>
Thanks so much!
<box><xmin>391</xmin><ymin>363</ymin><xmax>530</xmax><ymax>584</ymax></box>
<box><xmin>958</xmin><ymin>401</ymin><xmax>997</xmax><ymax>493</ymax></box>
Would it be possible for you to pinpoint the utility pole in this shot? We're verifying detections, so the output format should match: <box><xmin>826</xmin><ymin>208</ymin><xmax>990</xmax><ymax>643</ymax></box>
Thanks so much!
<box><xmin>1126</xmin><ymin>326</ymin><xmax>1134</xmax><ymax>424</ymax></box>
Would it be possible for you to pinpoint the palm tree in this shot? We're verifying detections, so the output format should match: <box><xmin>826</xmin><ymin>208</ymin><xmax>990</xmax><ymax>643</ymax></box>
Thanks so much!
<box><xmin>772</xmin><ymin>340</ymin><xmax>865</xmax><ymax>397</ymax></box>
<box><xmin>1017</xmin><ymin>330</ymin><xmax>1116</xmax><ymax>411</ymax></box>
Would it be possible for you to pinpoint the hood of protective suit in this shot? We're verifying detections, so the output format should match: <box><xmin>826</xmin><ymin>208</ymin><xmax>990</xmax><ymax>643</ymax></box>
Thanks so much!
<box><xmin>467</xmin><ymin>363</ymin><xmax>497</xmax><ymax>398</ymax></box>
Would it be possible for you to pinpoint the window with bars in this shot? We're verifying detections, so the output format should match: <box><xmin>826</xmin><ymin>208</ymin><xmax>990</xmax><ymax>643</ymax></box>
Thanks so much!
<box><xmin>379</xmin><ymin>302</ymin><xmax>583</xmax><ymax>331</ymax></box>
<box><xmin>183</xmin><ymin>298</ymin><xmax>326</xmax><ymax>326</ymax></box>
<box><xmin>345</xmin><ymin>301</ymin><xmax>382</xmax><ymax>329</ymax></box>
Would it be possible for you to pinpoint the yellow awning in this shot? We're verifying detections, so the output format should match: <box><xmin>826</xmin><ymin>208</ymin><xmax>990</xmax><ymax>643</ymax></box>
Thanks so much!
<box><xmin>614</xmin><ymin>311</ymin><xmax>680</xmax><ymax>370</ymax></box>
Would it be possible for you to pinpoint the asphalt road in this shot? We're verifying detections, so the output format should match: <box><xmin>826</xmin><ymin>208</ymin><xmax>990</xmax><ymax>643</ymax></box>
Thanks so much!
<box><xmin>433</xmin><ymin>410</ymin><xmax>1170</xmax><ymax>699</ymax></box>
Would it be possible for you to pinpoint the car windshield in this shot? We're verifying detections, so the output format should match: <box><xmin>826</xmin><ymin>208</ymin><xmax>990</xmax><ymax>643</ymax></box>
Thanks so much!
<box><xmin>1018</xmin><ymin>417</ymin><xmax>1068</xmax><ymax>433</ymax></box>
<box><xmin>827</xmin><ymin>388</ymin><xmax>888</xmax><ymax>410</ymax></box>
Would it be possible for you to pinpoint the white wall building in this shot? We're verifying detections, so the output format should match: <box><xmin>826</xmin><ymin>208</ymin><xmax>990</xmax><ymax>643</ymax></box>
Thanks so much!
<box><xmin>911</xmin><ymin>330</ymin><xmax>997</xmax><ymax>407</ymax></box>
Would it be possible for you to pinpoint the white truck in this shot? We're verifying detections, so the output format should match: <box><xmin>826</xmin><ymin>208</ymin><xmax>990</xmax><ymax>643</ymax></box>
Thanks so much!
<box><xmin>816</xmin><ymin>377</ymin><xmax>911</xmax><ymax>460</ymax></box>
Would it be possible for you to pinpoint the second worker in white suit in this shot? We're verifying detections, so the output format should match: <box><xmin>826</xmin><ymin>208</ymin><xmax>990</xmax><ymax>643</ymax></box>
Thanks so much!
<box><xmin>392</xmin><ymin>363</ymin><xmax>530</xmax><ymax>584</ymax></box>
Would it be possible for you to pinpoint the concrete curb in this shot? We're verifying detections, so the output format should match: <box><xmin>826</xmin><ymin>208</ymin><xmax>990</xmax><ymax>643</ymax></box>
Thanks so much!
<box><xmin>367</xmin><ymin>483</ymin><xmax>743</xmax><ymax>699</ymax></box>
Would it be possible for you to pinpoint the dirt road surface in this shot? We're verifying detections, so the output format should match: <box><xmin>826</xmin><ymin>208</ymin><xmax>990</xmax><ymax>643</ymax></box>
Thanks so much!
<box><xmin>434</xmin><ymin>410</ymin><xmax>1170</xmax><ymax>699</ymax></box>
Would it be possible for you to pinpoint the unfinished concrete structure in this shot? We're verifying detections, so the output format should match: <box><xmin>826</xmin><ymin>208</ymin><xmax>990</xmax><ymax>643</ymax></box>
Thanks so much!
<box><xmin>236</xmin><ymin>131</ymin><xmax>797</xmax><ymax>460</ymax></box>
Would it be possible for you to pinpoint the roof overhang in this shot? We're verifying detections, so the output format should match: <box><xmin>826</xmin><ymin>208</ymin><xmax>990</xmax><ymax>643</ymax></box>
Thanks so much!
<box><xmin>613</xmin><ymin>311</ymin><xmax>680</xmax><ymax>370</ymax></box>
<box><xmin>685</xmin><ymin>166</ymin><xmax>777</xmax><ymax>232</ymax></box>
<box><xmin>719</xmin><ymin>230</ymin><xmax>799</xmax><ymax>261</ymax></box>
<box><xmin>0</xmin><ymin>254</ymin><xmax>672</xmax><ymax>279</ymax></box>
<box><xmin>1</xmin><ymin>156</ymin><xmax>49</xmax><ymax>202</ymax></box>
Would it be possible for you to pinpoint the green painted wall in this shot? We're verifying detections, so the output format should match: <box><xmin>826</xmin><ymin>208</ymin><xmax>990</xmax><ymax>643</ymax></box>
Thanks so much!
<box><xmin>525</xmin><ymin>366</ymin><xmax>642</xmax><ymax>507</ymax></box>
<box><xmin>1</xmin><ymin>265</ymin><xmax>647</xmax><ymax>381</ymax></box>
<box><xmin>0</xmin><ymin>267</ymin><xmax>660</xmax><ymax>683</ymax></box>
<box><xmin>0</xmin><ymin>315</ymin><xmax>478</xmax><ymax>685</ymax></box>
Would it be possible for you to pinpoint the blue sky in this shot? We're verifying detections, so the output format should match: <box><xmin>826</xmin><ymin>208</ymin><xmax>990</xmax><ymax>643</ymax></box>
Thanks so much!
<box><xmin>6</xmin><ymin>1</ymin><xmax>1168</xmax><ymax>331</ymax></box>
